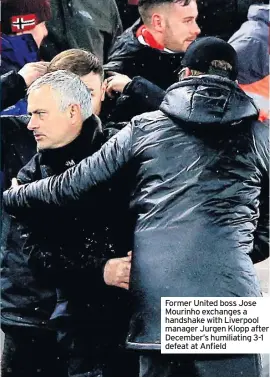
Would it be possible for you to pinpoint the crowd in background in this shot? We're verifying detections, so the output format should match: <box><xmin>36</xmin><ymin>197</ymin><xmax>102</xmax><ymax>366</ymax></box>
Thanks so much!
<box><xmin>1</xmin><ymin>0</ymin><xmax>269</xmax><ymax>377</ymax></box>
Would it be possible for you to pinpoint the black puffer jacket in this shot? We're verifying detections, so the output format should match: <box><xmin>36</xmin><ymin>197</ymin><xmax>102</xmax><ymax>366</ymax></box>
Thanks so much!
<box><xmin>1</xmin><ymin>71</ymin><xmax>27</xmax><ymax>111</ymax></box>
<box><xmin>4</xmin><ymin>76</ymin><xmax>269</xmax><ymax>349</ymax></box>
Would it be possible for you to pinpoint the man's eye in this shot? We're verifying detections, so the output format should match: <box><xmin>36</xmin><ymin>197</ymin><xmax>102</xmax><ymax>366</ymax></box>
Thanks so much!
<box><xmin>38</xmin><ymin>112</ymin><xmax>45</xmax><ymax>119</ymax></box>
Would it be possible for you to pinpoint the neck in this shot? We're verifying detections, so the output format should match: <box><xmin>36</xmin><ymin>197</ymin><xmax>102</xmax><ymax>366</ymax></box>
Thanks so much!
<box><xmin>146</xmin><ymin>26</ymin><xmax>164</xmax><ymax>47</ymax></box>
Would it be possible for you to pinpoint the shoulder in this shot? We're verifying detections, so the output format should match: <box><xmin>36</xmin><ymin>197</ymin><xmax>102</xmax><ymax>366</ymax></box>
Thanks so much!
<box><xmin>131</xmin><ymin>110</ymin><xmax>171</xmax><ymax>134</ymax></box>
<box><xmin>251</xmin><ymin>117</ymin><xmax>269</xmax><ymax>134</ymax></box>
<box><xmin>17</xmin><ymin>153</ymin><xmax>41</xmax><ymax>184</ymax></box>
<box><xmin>107</xmin><ymin>23</ymin><xmax>142</xmax><ymax>61</ymax></box>
<box><xmin>132</xmin><ymin>109</ymin><xmax>167</xmax><ymax>123</ymax></box>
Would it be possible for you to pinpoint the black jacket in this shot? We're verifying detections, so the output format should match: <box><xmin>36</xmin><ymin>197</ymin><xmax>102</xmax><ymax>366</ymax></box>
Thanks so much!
<box><xmin>1</xmin><ymin>71</ymin><xmax>27</xmax><ymax>111</ymax></box>
<box><xmin>4</xmin><ymin>76</ymin><xmax>269</xmax><ymax>349</ymax></box>
<box><xmin>40</xmin><ymin>0</ymin><xmax>122</xmax><ymax>63</ymax></box>
<box><xmin>8</xmin><ymin>116</ymin><xmax>132</xmax><ymax>349</ymax></box>
<box><xmin>105</xmin><ymin>20</ymin><xmax>184</xmax><ymax>89</ymax></box>
<box><xmin>1</xmin><ymin>116</ymin><xmax>36</xmax><ymax>190</ymax></box>
<box><xmin>103</xmin><ymin>20</ymin><xmax>180</xmax><ymax>122</ymax></box>
<box><xmin>102</xmin><ymin>75</ymin><xmax>166</xmax><ymax>123</ymax></box>
<box><xmin>1</xmin><ymin>115</ymin><xmax>56</xmax><ymax>328</ymax></box>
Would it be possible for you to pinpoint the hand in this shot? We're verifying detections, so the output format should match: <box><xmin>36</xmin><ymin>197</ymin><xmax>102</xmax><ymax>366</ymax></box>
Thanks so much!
<box><xmin>18</xmin><ymin>62</ymin><xmax>49</xmax><ymax>87</ymax></box>
<box><xmin>104</xmin><ymin>251</ymin><xmax>132</xmax><ymax>289</ymax></box>
<box><xmin>105</xmin><ymin>72</ymin><xmax>132</xmax><ymax>98</ymax></box>
<box><xmin>11</xmin><ymin>178</ymin><xmax>19</xmax><ymax>188</ymax></box>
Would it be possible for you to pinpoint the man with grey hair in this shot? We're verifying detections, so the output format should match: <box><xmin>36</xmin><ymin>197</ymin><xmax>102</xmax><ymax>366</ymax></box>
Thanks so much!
<box><xmin>6</xmin><ymin>70</ymin><xmax>136</xmax><ymax>376</ymax></box>
<box><xmin>26</xmin><ymin>70</ymin><xmax>92</xmax><ymax>150</ymax></box>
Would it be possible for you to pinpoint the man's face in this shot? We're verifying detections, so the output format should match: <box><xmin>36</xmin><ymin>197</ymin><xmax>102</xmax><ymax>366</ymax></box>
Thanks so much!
<box><xmin>163</xmin><ymin>1</ymin><xmax>200</xmax><ymax>52</ymax></box>
<box><xmin>80</xmin><ymin>72</ymin><xmax>105</xmax><ymax>116</ymax></box>
<box><xmin>27</xmin><ymin>85</ymin><xmax>82</xmax><ymax>150</ymax></box>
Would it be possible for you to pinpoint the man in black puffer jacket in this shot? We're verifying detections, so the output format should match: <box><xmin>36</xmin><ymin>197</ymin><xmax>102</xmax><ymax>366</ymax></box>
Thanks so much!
<box><xmin>4</xmin><ymin>38</ymin><xmax>269</xmax><ymax>377</ymax></box>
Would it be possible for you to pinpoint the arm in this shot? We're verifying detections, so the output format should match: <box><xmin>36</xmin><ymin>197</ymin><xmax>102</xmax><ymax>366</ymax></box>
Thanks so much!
<box><xmin>1</xmin><ymin>71</ymin><xmax>27</xmax><ymax>110</ymax></box>
<box><xmin>28</xmin><ymin>241</ymin><xmax>108</xmax><ymax>287</ymax></box>
<box><xmin>17</xmin><ymin>154</ymin><xmax>41</xmax><ymax>184</ymax></box>
<box><xmin>123</xmin><ymin>76</ymin><xmax>165</xmax><ymax>110</ymax></box>
<box><xmin>4</xmin><ymin>123</ymin><xmax>133</xmax><ymax>213</ymax></box>
<box><xmin>29</xmin><ymin>242</ymin><xmax>131</xmax><ymax>290</ymax></box>
<box><xmin>1</xmin><ymin>63</ymin><xmax>49</xmax><ymax>111</ymax></box>
<box><xmin>106</xmin><ymin>74</ymin><xmax>165</xmax><ymax>111</ymax></box>
<box><xmin>105</xmin><ymin>74</ymin><xmax>165</xmax><ymax>122</ymax></box>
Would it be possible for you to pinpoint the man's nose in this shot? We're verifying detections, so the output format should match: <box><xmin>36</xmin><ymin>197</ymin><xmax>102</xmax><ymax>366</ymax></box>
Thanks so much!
<box><xmin>27</xmin><ymin>117</ymin><xmax>39</xmax><ymax>130</ymax></box>
<box><xmin>193</xmin><ymin>22</ymin><xmax>201</xmax><ymax>36</ymax></box>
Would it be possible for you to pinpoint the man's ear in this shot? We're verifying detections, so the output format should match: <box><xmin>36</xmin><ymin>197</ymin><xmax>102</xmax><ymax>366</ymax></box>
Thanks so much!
<box><xmin>69</xmin><ymin>104</ymin><xmax>80</xmax><ymax>122</ymax></box>
<box><xmin>151</xmin><ymin>12</ymin><xmax>165</xmax><ymax>33</ymax></box>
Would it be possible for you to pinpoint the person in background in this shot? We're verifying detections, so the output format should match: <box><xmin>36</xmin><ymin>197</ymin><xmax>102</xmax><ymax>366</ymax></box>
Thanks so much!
<box><xmin>48</xmin><ymin>49</ymin><xmax>106</xmax><ymax>117</ymax></box>
<box><xmin>229</xmin><ymin>1</ymin><xmax>269</xmax><ymax>117</ymax></box>
<box><xmin>105</xmin><ymin>0</ymin><xmax>200</xmax><ymax>86</ymax></box>
<box><xmin>40</xmin><ymin>0</ymin><xmax>122</xmax><ymax>64</ymax></box>
<box><xmin>4</xmin><ymin>37</ymin><xmax>269</xmax><ymax>377</ymax></box>
<box><xmin>103</xmin><ymin>0</ymin><xmax>200</xmax><ymax>122</ymax></box>
<box><xmin>115</xmin><ymin>0</ymin><xmax>140</xmax><ymax>30</ymax></box>
<box><xmin>47</xmin><ymin>48</ymin><xmax>128</xmax><ymax>138</ymax></box>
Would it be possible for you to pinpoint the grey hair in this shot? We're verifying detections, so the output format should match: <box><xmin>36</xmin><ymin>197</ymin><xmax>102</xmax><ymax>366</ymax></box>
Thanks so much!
<box><xmin>27</xmin><ymin>70</ymin><xmax>92</xmax><ymax>121</ymax></box>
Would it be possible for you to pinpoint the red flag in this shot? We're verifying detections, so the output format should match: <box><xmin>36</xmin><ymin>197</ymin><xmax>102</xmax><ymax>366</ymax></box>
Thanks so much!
<box><xmin>11</xmin><ymin>14</ymin><xmax>37</xmax><ymax>33</ymax></box>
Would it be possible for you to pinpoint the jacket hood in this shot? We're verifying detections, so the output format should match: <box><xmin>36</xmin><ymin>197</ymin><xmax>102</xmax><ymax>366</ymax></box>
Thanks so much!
<box><xmin>160</xmin><ymin>75</ymin><xmax>259</xmax><ymax>127</ymax></box>
<box><xmin>248</xmin><ymin>4</ymin><xmax>269</xmax><ymax>24</ymax></box>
